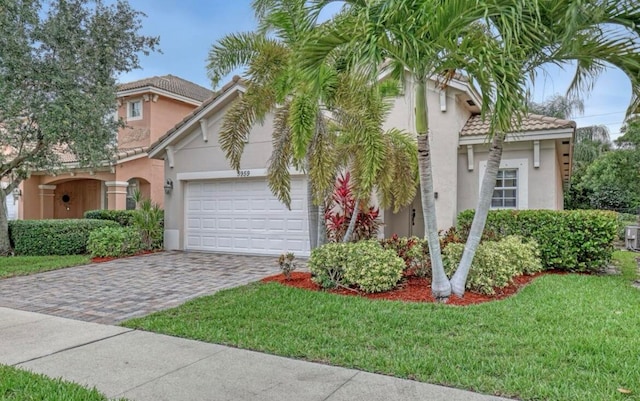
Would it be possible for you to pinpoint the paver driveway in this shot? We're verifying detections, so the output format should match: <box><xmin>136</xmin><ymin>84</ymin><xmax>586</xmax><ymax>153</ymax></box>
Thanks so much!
<box><xmin>0</xmin><ymin>252</ymin><xmax>281</xmax><ymax>324</ymax></box>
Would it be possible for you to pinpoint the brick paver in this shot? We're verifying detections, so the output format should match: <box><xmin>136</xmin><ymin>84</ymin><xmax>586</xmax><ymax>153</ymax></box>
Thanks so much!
<box><xmin>0</xmin><ymin>252</ymin><xmax>281</xmax><ymax>324</ymax></box>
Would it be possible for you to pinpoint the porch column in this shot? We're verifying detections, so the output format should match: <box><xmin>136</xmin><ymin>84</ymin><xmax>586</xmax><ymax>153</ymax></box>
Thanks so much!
<box><xmin>105</xmin><ymin>181</ymin><xmax>129</xmax><ymax>210</ymax></box>
<box><xmin>38</xmin><ymin>184</ymin><xmax>56</xmax><ymax>219</ymax></box>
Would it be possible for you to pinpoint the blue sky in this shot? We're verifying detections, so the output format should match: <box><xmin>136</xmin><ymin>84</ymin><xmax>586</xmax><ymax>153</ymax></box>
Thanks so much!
<box><xmin>119</xmin><ymin>1</ymin><xmax>633</xmax><ymax>140</ymax></box>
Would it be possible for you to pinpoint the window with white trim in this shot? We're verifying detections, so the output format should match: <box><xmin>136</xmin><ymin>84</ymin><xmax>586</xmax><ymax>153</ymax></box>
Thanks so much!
<box><xmin>127</xmin><ymin>100</ymin><xmax>142</xmax><ymax>120</ymax></box>
<box><xmin>492</xmin><ymin>169</ymin><xmax>518</xmax><ymax>208</ymax></box>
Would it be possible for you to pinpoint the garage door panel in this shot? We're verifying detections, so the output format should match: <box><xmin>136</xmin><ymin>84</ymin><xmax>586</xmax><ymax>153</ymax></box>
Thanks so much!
<box><xmin>185</xmin><ymin>178</ymin><xmax>310</xmax><ymax>256</ymax></box>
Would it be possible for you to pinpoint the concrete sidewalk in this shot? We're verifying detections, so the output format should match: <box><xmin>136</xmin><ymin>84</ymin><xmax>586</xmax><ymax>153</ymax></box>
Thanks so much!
<box><xmin>0</xmin><ymin>307</ymin><xmax>512</xmax><ymax>401</ymax></box>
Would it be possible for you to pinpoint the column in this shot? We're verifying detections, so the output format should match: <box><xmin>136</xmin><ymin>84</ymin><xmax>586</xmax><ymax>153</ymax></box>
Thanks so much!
<box><xmin>38</xmin><ymin>184</ymin><xmax>56</xmax><ymax>219</ymax></box>
<box><xmin>105</xmin><ymin>181</ymin><xmax>129</xmax><ymax>210</ymax></box>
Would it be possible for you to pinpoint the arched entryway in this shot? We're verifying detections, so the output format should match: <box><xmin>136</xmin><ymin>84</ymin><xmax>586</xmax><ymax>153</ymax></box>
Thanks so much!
<box><xmin>126</xmin><ymin>177</ymin><xmax>151</xmax><ymax>210</ymax></box>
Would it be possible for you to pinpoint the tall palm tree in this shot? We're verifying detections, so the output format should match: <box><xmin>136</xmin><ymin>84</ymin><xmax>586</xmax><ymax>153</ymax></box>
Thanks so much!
<box><xmin>207</xmin><ymin>0</ymin><xmax>419</xmax><ymax>249</ymax></box>
<box><xmin>304</xmin><ymin>0</ymin><xmax>640</xmax><ymax>298</ymax></box>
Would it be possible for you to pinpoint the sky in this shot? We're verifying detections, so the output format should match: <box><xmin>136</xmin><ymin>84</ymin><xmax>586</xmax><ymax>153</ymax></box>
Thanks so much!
<box><xmin>118</xmin><ymin>0</ymin><xmax>633</xmax><ymax>140</ymax></box>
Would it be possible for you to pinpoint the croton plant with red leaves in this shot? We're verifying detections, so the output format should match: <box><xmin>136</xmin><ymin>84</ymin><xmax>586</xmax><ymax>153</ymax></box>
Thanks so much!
<box><xmin>325</xmin><ymin>172</ymin><xmax>381</xmax><ymax>242</ymax></box>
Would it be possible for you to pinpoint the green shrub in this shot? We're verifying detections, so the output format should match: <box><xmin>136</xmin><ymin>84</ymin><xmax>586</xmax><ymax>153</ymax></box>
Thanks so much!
<box><xmin>87</xmin><ymin>226</ymin><xmax>143</xmax><ymax>258</ymax></box>
<box><xmin>84</xmin><ymin>209</ymin><xmax>138</xmax><ymax>226</ymax></box>
<box><xmin>309</xmin><ymin>241</ymin><xmax>404</xmax><ymax>293</ymax></box>
<box><xmin>132</xmin><ymin>199</ymin><xmax>164</xmax><ymax>250</ymax></box>
<box><xmin>443</xmin><ymin>236</ymin><xmax>542</xmax><ymax>295</ymax></box>
<box><xmin>9</xmin><ymin>219</ymin><xmax>119</xmax><ymax>256</ymax></box>
<box><xmin>379</xmin><ymin>235</ymin><xmax>429</xmax><ymax>277</ymax></box>
<box><xmin>457</xmin><ymin>209</ymin><xmax>617</xmax><ymax>272</ymax></box>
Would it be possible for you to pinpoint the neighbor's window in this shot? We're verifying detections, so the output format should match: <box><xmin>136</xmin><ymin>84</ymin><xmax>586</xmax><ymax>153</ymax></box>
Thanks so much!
<box><xmin>492</xmin><ymin>169</ymin><xmax>518</xmax><ymax>208</ymax></box>
<box><xmin>127</xmin><ymin>100</ymin><xmax>142</xmax><ymax>120</ymax></box>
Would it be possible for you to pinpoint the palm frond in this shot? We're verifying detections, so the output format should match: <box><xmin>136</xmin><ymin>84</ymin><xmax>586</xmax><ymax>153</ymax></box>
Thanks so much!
<box><xmin>267</xmin><ymin>103</ymin><xmax>294</xmax><ymax>208</ymax></box>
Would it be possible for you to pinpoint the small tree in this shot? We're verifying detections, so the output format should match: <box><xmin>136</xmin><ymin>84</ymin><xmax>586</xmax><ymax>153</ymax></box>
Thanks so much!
<box><xmin>0</xmin><ymin>0</ymin><xmax>158</xmax><ymax>254</ymax></box>
<box><xmin>324</xmin><ymin>172</ymin><xmax>381</xmax><ymax>243</ymax></box>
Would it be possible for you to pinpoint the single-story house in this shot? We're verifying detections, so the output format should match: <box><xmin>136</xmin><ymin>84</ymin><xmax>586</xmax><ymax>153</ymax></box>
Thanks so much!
<box><xmin>16</xmin><ymin>75</ymin><xmax>212</xmax><ymax>219</ymax></box>
<box><xmin>148</xmin><ymin>75</ymin><xmax>575</xmax><ymax>256</ymax></box>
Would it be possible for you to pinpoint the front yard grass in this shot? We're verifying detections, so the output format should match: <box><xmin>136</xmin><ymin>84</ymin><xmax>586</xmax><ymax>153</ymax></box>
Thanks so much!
<box><xmin>0</xmin><ymin>365</ymin><xmax>126</xmax><ymax>401</ymax></box>
<box><xmin>123</xmin><ymin>251</ymin><xmax>640</xmax><ymax>401</ymax></box>
<box><xmin>0</xmin><ymin>255</ymin><xmax>90</xmax><ymax>279</ymax></box>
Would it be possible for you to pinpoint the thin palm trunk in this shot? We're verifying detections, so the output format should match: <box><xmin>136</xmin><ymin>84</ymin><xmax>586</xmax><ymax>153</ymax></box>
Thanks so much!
<box><xmin>342</xmin><ymin>198</ymin><xmax>360</xmax><ymax>242</ymax></box>
<box><xmin>317</xmin><ymin>205</ymin><xmax>327</xmax><ymax>246</ymax></box>
<box><xmin>415</xmin><ymin>79</ymin><xmax>450</xmax><ymax>299</ymax></box>
<box><xmin>0</xmin><ymin>190</ymin><xmax>11</xmax><ymax>255</ymax></box>
<box><xmin>307</xmin><ymin>180</ymin><xmax>319</xmax><ymax>249</ymax></box>
<box><xmin>450</xmin><ymin>132</ymin><xmax>505</xmax><ymax>296</ymax></box>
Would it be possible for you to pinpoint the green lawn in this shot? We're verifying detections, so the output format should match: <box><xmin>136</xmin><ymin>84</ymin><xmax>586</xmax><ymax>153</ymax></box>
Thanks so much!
<box><xmin>0</xmin><ymin>365</ymin><xmax>127</xmax><ymax>401</ymax></box>
<box><xmin>123</xmin><ymin>251</ymin><xmax>640</xmax><ymax>401</ymax></box>
<box><xmin>0</xmin><ymin>255</ymin><xmax>90</xmax><ymax>279</ymax></box>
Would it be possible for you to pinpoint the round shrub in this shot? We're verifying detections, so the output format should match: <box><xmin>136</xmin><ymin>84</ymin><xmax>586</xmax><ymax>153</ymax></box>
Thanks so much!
<box><xmin>309</xmin><ymin>241</ymin><xmax>404</xmax><ymax>293</ymax></box>
<box><xmin>87</xmin><ymin>226</ymin><xmax>143</xmax><ymax>258</ymax></box>
<box><xmin>308</xmin><ymin>242</ymin><xmax>348</xmax><ymax>289</ymax></box>
<box><xmin>443</xmin><ymin>235</ymin><xmax>542</xmax><ymax>295</ymax></box>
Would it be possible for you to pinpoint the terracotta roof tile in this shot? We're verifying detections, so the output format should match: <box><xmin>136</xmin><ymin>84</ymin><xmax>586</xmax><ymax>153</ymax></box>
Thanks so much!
<box><xmin>117</xmin><ymin>75</ymin><xmax>213</xmax><ymax>103</ymax></box>
<box><xmin>148</xmin><ymin>75</ymin><xmax>243</xmax><ymax>154</ymax></box>
<box><xmin>461</xmin><ymin>114</ymin><xmax>576</xmax><ymax>136</ymax></box>
<box><xmin>56</xmin><ymin>146</ymin><xmax>147</xmax><ymax>164</ymax></box>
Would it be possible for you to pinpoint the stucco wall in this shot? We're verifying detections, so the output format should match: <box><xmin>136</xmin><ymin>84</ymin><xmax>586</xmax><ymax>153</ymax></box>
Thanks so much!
<box><xmin>162</xmin><ymin>99</ymin><xmax>277</xmax><ymax>249</ymax></box>
<box><xmin>456</xmin><ymin>140</ymin><xmax>559</xmax><ymax>214</ymax></box>
<box><xmin>382</xmin><ymin>76</ymin><xmax>472</xmax><ymax>234</ymax></box>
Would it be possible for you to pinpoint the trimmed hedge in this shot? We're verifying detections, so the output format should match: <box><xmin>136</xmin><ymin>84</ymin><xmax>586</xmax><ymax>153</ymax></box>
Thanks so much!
<box><xmin>457</xmin><ymin>209</ymin><xmax>618</xmax><ymax>272</ymax></box>
<box><xmin>88</xmin><ymin>226</ymin><xmax>143</xmax><ymax>258</ymax></box>
<box><xmin>9</xmin><ymin>219</ymin><xmax>119</xmax><ymax>256</ymax></box>
<box><xmin>84</xmin><ymin>209</ymin><xmax>138</xmax><ymax>226</ymax></box>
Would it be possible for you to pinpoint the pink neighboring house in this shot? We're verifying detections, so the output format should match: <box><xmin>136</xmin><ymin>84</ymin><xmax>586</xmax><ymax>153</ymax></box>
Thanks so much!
<box><xmin>17</xmin><ymin>75</ymin><xmax>211</xmax><ymax>219</ymax></box>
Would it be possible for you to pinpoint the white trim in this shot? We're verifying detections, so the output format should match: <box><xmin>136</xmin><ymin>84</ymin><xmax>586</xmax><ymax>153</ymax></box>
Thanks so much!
<box><xmin>38</xmin><ymin>185</ymin><xmax>57</xmax><ymax>190</ymax></box>
<box><xmin>466</xmin><ymin>145</ymin><xmax>474</xmax><ymax>171</ymax></box>
<box><xmin>166</xmin><ymin>146</ymin><xmax>175</xmax><ymax>169</ymax></box>
<box><xmin>126</xmin><ymin>99</ymin><xmax>143</xmax><ymax>121</ymax></box>
<box><xmin>118</xmin><ymin>87</ymin><xmax>204</xmax><ymax>107</ymax></box>
<box><xmin>459</xmin><ymin>128</ymin><xmax>574</xmax><ymax>146</ymax></box>
<box><xmin>116</xmin><ymin>153</ymin><xmax>148</xmax><ymax>164</ymax></box>
<box><xmin>105</xmin><ymin>181</ymin><xmax>129</xmax><ymax>187</ymax></box>
<box><xmin>199</xmin><ymin>119</ymin><xmax>209</xmax><ymax>143</ymax></box>
<box><xmin>439</xmin><ymin>89</ymin><xmax>447</xmax><ymax>112</ymax></box>
<box><xmin>148</xmin><ymin>84</ymin><xmax>245</xmax><ymax>158</ymax></box>
<box><xmin>177</xmin><ymin>167</ymin><xmax>304</xmax><ymax>181</ymax></box>
<box><xmin>479</xmin><ymin>158</ymin><xmax>528</xmax><ymax>209</ymax></box>
<box><xmin>533</xmin><ymin>140</ymin><xmax>540</xmax><ymax>168</ymax></box>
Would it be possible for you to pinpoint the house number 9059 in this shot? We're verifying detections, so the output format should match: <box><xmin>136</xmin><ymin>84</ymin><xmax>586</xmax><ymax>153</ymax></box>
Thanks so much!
<box><xmin>237</xmin><ymin>170</ymin><xmax>251</xmax><ymax>177</ymax></box>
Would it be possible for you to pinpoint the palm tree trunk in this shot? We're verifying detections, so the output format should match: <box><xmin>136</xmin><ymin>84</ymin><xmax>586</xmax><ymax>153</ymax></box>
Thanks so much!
<box><xmin>450</xmin><ymin>132</ymin><xmax>505</xmax><ymax>296</ymax></box>
<box><xmin>307</xmin><ymin>179</ymin><xmax>319</xmax><ymax>249</ymax></box>
<box><xmin>342</xmin><ymin>198</ymin><xmax>360</xmax><ymax>242</ymax></box>
<box><xmin>317</xmin><ymin>204</ymin><xmax>327</xmax><ymax>247</ymax></box>
<box><xmin>0</xmin><ymin>189</ymin><xmax>11</xmax><ymax>255</ymax></box>
<box><xmin>415</xmin><ymin>79</ymin><xmax>450</xmax><ymax>299</ymax></box>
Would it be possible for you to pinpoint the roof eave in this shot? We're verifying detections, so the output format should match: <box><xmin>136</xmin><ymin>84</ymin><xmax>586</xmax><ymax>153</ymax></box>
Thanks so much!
<box><xmin>117</xmin><ymin>87</ymin><xmax>205</xmax><ymax>106</ymax></box>
<box><xmin>148</xmin><ymin>81</ymin><xmax>246</xmax><ymax>159</ymax></box>
<box><xmin>458</xmin><ymin>127</ymin><xmax>575</xmax><ymax>146</ymax></box>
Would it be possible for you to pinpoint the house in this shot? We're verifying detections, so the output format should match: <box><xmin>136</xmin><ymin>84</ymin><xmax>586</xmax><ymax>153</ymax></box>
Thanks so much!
<box><xmin>16</xmin><ymin>75</ymin><xmax>212</xmax><ymax>219</ymax></box>
<box><xmin>148</xmin><ymin>75</ymin><xmax>575</xmax><ymax>256</ymax></box>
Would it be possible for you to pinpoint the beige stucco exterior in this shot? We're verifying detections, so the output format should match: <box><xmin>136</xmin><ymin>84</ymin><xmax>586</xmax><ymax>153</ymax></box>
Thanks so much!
<box><xmin>150</xmin><ymin>76</ymin><xmax>574</xmax><ymax>253</ymax></box>
<box><xmin>18</xmin><ymin>81</ymin><xmax>206</xmax><ymax>220</ymax></box>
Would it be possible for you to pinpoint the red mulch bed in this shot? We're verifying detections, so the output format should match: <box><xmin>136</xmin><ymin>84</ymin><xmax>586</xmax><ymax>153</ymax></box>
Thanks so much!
<box><xmin>262</xmin><ymin>270</ymin><xmax>568</xmax><ymax>306</ymax></box>
<box><xmin>91</xmin><ymin>250</ymin><xmax>162</xmax><ymax>263</ymax></box>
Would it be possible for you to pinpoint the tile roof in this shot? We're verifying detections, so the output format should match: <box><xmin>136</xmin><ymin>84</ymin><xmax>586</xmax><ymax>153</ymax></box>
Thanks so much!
<box><xmin>461</xmin><ymin>114</ymin><xmax>576</xmax><ymax>136</ymax></box>
<box><xmin>117</xmin><ymin>75</ymin><xmax>213</xmax><ymax>103</ymax></box>
<box><xmin>148</xmin><ymin>75</ymin><xmax>243</xmax><ymax>155</ymax></box>
<box><xmin>56</xmin><ymin>146</ymin><xmax>147</xmax><ymax>164</ymax></box>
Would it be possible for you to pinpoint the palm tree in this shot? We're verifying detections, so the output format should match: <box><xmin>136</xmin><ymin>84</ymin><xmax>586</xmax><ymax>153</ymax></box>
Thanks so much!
<box><xmin>207</xmin><ymin>0</ymin><xmax>418</xmax><ymax>249</ymax></box>
<box><xmin>305</xmin><ymin>0</ymin><xmax>640</xmax><ymax>298</ymax></box>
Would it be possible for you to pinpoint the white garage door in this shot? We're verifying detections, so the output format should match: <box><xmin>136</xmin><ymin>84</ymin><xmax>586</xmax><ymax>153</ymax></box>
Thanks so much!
<box><xmin>185</xmin><ymin>177</ymin><xmax>310</xmax><ymax>256</ymax></box>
